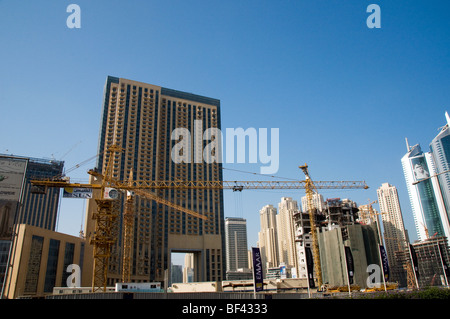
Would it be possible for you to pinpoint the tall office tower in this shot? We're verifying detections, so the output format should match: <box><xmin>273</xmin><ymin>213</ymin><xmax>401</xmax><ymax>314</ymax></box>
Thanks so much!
<box><xmin>301</xmin><ymin>193</ymin><xmax>324</xmax><ymax>213</ymax></box>
<box><xmin>401</xmin><ymin>142</ymin><xmax>450</xmax><ymax>241</ymax></box>
<box><xmin>0</xmin><ymin>155</ymin><xmax>64</xmax><ymax>292</ymax></box>
<box><xmin>86</xmin><ymin>76</ymin><xmax>225</xmax><ymax>285</ymax></box>
<box><xmin>276</xmin><ymin>197</ymin><xmax>298</xmax><ymax>275</ymax></box>
<box><xmin>376</xmin><ymin>183</ymin><xmax>409</xmax><ymax>283</ymax></box>
<box><xmin>430</xmin><ymin>112</ymin><xmax>450</xmax><ymax>228</ymax></box>
<box><xmin>225</xmin><ymin>217</ymin><xmax>248</xmax><ymax>272</ymax></box>
<box><xmin>16</xmin><ymin>157</ymin><xmax>64</xmax><ymax>231</ymax></box>
<box><xmin>258</xmin><ymin>204</ymin><xmax>279</xmax><ymax>272</ymax></box>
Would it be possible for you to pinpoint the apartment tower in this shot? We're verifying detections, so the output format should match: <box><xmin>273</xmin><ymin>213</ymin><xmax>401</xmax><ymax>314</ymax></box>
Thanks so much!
<box><xmin>258</xmin><ymin>204</ymin><xmax>279</xmax><ymax>272</ymax></box>
<box><xmin>277</xmin><ymin>197</ymin><xmax>298</xmax><ymax>275</ymax></box>
<box><xmin>85</xmin><ymin>76</ymin><xmax>225</xmax><ymax>285</ymax></box>
<box><xmin>224</xmin><ymin>217</ymin><xmax>248</xmax><ymax>271</ymax></box>
<box><xmin>376</xmin><ymin>183</ymin><xmax>409</xmax><ymax>283</ymax></box>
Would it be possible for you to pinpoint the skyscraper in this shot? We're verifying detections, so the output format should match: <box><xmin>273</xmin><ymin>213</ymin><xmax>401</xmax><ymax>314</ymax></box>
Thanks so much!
<box><xmin>429</xmin><ymin>112</ymin><xmax>450</xmax><ymax>229</ymax></box>
<box><xmin>301</xmin><ymin>193</ymin><xmax>324</xmax><ymax>213</ymax></box>
<box><xmin>401</xmin><ymin>142</ymin><xmax>449</xmax><ymax>241</ymax></box>
<box><xmin>376</xmin><ymin>183</ymin><xmax>409</xmax><ymax>283</ymax></box>
<box><xmin>85</xmin><ymin>76</ymin><xmax>225</xmax><ymax>285</ymax></box>
<box><xmin>276</xmin><ymin>197</ymin><xmax>298</xmax><ymax>275</ymax></box>
<box><xmin>258</xmin><ymin>204</ymin><xmax>279</xmax><ymax>272</ymax></box>
<box><xmin>0</xmin><ymin>154</ymin><xmax>64</xmax><ymax>293</ymax></box>
<box><xmin>225</xmin><ymin>217</ymin><xmax>248</xmax><ymax>272</ymax></box>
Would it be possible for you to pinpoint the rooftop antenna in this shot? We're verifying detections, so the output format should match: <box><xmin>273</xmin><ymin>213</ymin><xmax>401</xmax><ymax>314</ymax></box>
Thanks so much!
<box><xmin>405</xmin><ymin>137</ymin><xmax>411</xmax><ymax>152</ymax></box>
<box><xmin>445</xmin><ymin>111</ymin><xmax>450</xmax><ymax>127</ymax></box>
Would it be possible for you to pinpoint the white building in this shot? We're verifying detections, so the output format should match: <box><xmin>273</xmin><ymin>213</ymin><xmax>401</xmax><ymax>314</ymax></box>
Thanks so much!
<box><xmin>429</xmin><ymin>112</ymin><xmax>450</xmax><ymax>232</ymax></box>
<box><xmin>301</xmin><ymin>193</ymin><xmax>325</xmax><ymax>213</ymax></box>
<box><xmin>401</xmin><ymin>141</ymin><xmax>449</xmax><ymax>241</ymax></box>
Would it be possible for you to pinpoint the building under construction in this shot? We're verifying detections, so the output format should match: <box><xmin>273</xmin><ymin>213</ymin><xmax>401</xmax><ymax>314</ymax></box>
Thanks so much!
<box><xmin>395</xmin><ymin>236</ymin><xmax>450</xmax><ymax>288</ymax></box>
<box><xmin>295</xmin><ymin>197</ymin><xmax>382</xmax><ymax>289</ymax></box>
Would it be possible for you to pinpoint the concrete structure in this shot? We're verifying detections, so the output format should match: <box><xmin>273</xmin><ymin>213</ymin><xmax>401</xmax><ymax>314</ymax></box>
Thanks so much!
<box><xmin>276</xmin><ymin>198</ymin><xmax>298</xmax><ymax>276</ymax></box>
<box><xmin>224</xmin><ymin>217</ymin><xmax>248</xmax><ymax>273</ymax></box>
<box><xmin>402</xmin><ymin>142</ymin><xmax>449</xmax><ymax>241</ymax></box>
<box><xmin>85</xmin><ymin>76</ymin><xmax>225</xmax><ymax>286</ymax></box>
<box><xmin>376</xmin><ymin>183</ymin><xmax>409</xmax><ymax>284</ymax></box>
<box><xmin>170</xmin><ymin>277</ymin><xmax>309</xmax><ymax>293</ymax></box>
<box><xmin>2</xmin><ymin>224</ymin><xmax>88</xmax><ymax>299</ymax></box>
<box><xmin>318</xmin><ymin>223</ymin><xmax>381</xmax><ymax>289</ymax></box>
<box><xmin>293</xmin><ymin>210</ymin><xmax>313</xmax><ymax>281</ymax></box>
<box><xmin>258</xmin><ymin>204</ymin><xmax>279</xmax><ymax>273</ymax></box>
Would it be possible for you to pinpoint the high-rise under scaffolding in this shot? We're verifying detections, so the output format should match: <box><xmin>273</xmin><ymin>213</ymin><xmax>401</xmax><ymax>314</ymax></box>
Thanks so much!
<box><xmin>395</xmin><ymin>236</ymin><xmax>450</xmax><ymax>288</ymax></box>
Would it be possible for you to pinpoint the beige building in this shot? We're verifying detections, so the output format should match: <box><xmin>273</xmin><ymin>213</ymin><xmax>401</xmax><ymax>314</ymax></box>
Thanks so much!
<box><xmin>376</xmin><ymin>183</ymin><xmax>409</xmax><ymax>283</ymax></box>
<box><xmin>276</xmin><ymin>197</ymin><xmax>298</xmax><ymax>275</ymax></box>
<box><xmin>85</xmin><ymin>76</ymin><xmax>225</xmax><ymax>286</ymax></box>
<box><xmin>258</xmin><ymin>204</ymin><xmax>279</xmax><ymax>272</ymax></box>
<box><xmin>2</xmin><ymin>224</ymin><xmax>89</xmax><ymax>299</ymax></box>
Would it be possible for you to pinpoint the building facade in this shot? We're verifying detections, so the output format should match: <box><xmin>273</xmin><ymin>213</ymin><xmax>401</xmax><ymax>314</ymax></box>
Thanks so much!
<box><xmin>401</xmin><ymin>142</ymin><xmax>449</xmax><ymax>241</ymax></box>
<box><xmin>2</xmin><ymin>224</ymin><xmax>88</xmax><ymax>299</ymax></box>
<box><xmin>318</xmin><ymin>223</ymin><xmax>381</xmax><ymax>289</ymax></box>
<box><xmin>429</xmin><ymin>112</ymin><xmax>450</xmax><ymax>232</ymax></box>
<box><xmin>376</xmin><ymin>183</ymin><xmax>409</xmax><ymax>284</ymax></box>
<box><xmin>225</xmin><ymin>217</ymin><xmax>248</xmax><ymax>272</ymax></box>
<box><xmin>0</xmin><ymin>155</ymin><xmax>64</xmax><ymax>294</ymax></box>
<box><xmin>258</xmin><ymin>204</ymin><xmax>279</xmax><ymax>272</ymax></box>
<box><xmin>301</xmin><ymin>193</ymin><xmax>324</xmax><ymax>213</ymax></box>
<box><xmin>277</xmin><ymin>197</ymin><xmax>298</xmax><ymax>275</ymax></box>
<box><xmin>85</xmin><ymin>76</ymin><xmax>225</xmax><ymax>285</ymax></box>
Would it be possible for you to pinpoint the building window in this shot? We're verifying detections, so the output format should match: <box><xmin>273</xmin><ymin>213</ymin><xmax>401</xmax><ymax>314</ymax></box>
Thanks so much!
<box><xmin>24</xmin><ymin>236</ymin><xmax>44</xmax><ymax>294</ymax></box>
<box><xmin>44</xmin><ymin>239</ymin><xmax>60</xmax><ymax>292</ymax></box>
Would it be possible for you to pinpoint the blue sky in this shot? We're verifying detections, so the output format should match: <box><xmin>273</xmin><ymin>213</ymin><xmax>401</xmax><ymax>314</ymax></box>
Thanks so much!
<box><xmin>1</xmin><ymin>1</ymin><xmax>450</xmax><ymax>251</ymax></box>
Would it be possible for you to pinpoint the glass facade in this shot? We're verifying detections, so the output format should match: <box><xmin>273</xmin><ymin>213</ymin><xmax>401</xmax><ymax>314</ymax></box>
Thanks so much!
<box><xmin>44</xmin><ymin>239</ymin><xmax>60</xmax><ymax>292</ymax></box>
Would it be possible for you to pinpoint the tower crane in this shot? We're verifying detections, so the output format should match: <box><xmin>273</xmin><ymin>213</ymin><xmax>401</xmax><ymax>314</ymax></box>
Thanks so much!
<box><xmin>31</xmin><ymin>145</ymin><xmax>368</xmax><ymax>292</ymax></box>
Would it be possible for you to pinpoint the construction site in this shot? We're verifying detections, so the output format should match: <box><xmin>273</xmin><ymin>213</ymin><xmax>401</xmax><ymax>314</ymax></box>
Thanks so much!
<box><xmin>2</xmin><ymin>141</ymin><xmax>449</xmax><ymax>299</ymax></box>
<box><xmin>1</xmin><ymin>77</ymin><xmax>449</xmax><ymax>300</ymax></box>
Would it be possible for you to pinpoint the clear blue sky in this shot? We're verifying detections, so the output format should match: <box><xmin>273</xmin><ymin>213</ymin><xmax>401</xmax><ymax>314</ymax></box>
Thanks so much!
<box><xmin>1</xmin><ymin>1</ymin><xmax>450</xmax><ymax>251</ymax></box>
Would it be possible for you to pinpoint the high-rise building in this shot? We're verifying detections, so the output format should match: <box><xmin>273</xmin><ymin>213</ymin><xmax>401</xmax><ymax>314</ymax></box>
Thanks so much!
<box><xmin>85</xmin><ymin>76</ymin><xmax>225</xmax><ymax>285</ymax></box>
<box><xmin>258</xmin><ymin>204</ymin><xmax>279</xmax><ymax>272</ymax></box>
<box><xmin>429</xmin><ymin>112</ymin><xmax>450</xmax><ymax>229</ymax></box>
<box><xmin>301</xmin><ymin>193</ymin><xmax>324</xmax><ymax>213</ymax></box>
<box><xmin>225</xmin><ymin>217</ymin><xmax>248</xmax><ymax>272</ymax></box>
<box><xmin>401</xmin><ymin>142</ymin><xmax>450</xmax><ymax>241</ymax></box>
<box><xmin>183</xmin><ymin>253</ymin><xmax>194</xmax><ymax>283</ymax></box>
<box><xmin>1</xmin><ymin>155</ymin><xmax>64</xmax><ymax>293</ymax></box>
<box><xmin>376</xmin><ymin>183</ymin><xmax>409</xmax><ymax>283</ymax></box>
<box><xmin>276</xmin><ymin>197</ymin><xmax>298</xmax><ymax>275</ymax></box>
<box><xmin>0</xmin><ymin>154</ymin><xmax>64</xmax><ymax>234</ymax></box>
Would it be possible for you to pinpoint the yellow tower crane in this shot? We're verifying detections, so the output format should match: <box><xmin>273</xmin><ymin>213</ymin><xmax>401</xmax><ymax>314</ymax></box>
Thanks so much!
<box><xmin>32</xmin><ymin>146</ymin><xmax>368</xmax><ymax>292</ymax></box>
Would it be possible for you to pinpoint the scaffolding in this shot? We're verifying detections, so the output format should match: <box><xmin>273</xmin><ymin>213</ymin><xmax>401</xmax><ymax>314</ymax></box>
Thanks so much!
<box><xmin>396</xmin><ymin>236</ymin><xmax>450</xmax><ymax>288</ymax></box>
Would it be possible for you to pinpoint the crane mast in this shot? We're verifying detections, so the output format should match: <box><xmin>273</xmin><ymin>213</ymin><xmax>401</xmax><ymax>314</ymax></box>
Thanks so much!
<box><xmin>299</xmin><ymin>164</ymin><xmax>323</xmax><ymax>289</ymax></box>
